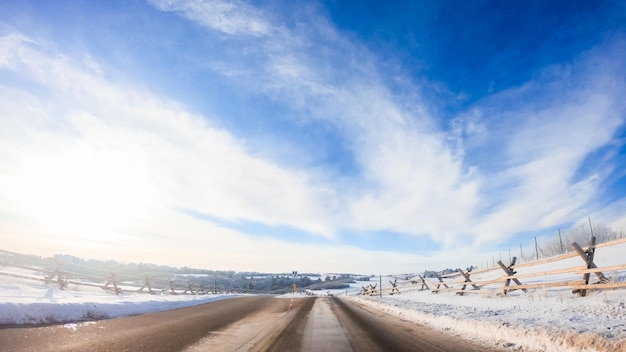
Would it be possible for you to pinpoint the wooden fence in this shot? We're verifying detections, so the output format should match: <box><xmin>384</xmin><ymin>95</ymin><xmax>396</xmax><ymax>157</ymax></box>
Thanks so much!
<box><xmin>0</xmin><ymin>249</ymin><xmax>235</xmax><ymax>295</ymax></box>
<box><xmin>364</xmin><ymin>237</ymin><xmax>626</xmax><ymax>298</ymax></box>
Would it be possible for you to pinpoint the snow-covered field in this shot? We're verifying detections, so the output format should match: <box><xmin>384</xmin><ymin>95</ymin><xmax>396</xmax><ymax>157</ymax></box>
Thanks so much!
<box><xmin>1</xmin><ymin>243</ymin><xmax>625</xmax><ymax>352</ymax></box>
<box><xmin>352</xmin><ymin>285</ymin><xmax>625</xmax><ymax>352</ymax></box>
<box><xmin>349</xmin><ymin>241</ymin><xmax>626</xmax><ymax>352</ymax></box>
<box><xmin>0</xmin><ymin>276</ymin><xmax>240</xmax><ymax>325</ymax></box>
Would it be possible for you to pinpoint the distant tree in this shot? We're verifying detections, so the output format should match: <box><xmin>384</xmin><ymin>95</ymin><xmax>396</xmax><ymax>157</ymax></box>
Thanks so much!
<box><xmin>521</xmin><ymin>222</ymin><xmax>622</xmax><ymax>262</ymax></box>
<box><xmin>298</xmin><ymin>276</ymin><xmax>312</xmax><ymax>286</ymax></box>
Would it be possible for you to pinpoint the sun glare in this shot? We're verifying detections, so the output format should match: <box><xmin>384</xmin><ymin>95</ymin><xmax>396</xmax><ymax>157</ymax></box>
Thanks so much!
<box><xmin>8</xmin><ymin>146</ymin><xmax>155</xmax><ymax>244</ymax></box>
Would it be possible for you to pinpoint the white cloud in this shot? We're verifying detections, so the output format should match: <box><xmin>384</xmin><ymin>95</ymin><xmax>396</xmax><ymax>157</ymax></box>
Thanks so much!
<box><xmin>0</xmin><ymin>31</ymin><xmax>337</xmax><ymax>255</ymax></box>
<box><xmin>344</xmin><ymin>102</ymin><xmax>479</xmax><ymax>244</ymax></box>
<box><xmin>147</xmin><ymin>0</ymin><xmax>481</xmax><ymax>245</ymax></box>
<box><xmin>2</xmin><ymin>2</ymin><xmax>625</xmax><ymax>273</ymax></box>
<box><xmin>0</xmin><ymin>26</ymin><xmax>483</xmax><ymax>273</ymax></box>
<box><xmin>467</xmin><ymin>48</ymin><xmax>626</xmax><ymax>244</ymax></box>
<box><xmin>147</xmin><ymin>0</ymin><xmax>626</xmax><ymax>250</ymax></box>
<box><xmin>149</xmin><ymin>0</ymin><xmax>271</xmax><ymax>36</ymax></box>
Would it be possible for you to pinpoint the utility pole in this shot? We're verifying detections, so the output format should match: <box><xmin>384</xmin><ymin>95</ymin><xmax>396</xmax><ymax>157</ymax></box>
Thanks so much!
<box><xmin>534</xmin><ymin>237</ymin><xmax>539</xmax><ymax>261</ymax></box>
<box><xmin>558</xmin><ymin>229</ymin><xmax>563</xmax><ymax>254</ymax></box>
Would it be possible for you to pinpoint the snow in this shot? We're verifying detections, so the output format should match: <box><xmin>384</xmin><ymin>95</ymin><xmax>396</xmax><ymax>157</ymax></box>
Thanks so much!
<box><xmin>352</xmin><ymin>287</ymin><xmax>625</xmax><ymax>351</ymax></box>
<box><xmin>1</xmin><ymin>242</ymin><xmax>625</xmax><ymax>351</ymax></box>
<box><xmin>346</xmin><ymin>241</ymin><xmax>626</xmax><ymax>352</ymax></box>
<box><xmin>0</xmin><ymin>275</ymin><xmax>241</xmax><ymax>325</ymax></box>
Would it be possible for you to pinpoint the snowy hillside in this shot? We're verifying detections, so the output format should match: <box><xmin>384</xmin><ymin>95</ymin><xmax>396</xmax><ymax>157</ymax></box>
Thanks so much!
<box><xmin>0</xmin><ymin>275</ymin><xmax>240</xmax><ymax>325</ymax></box>
<box><xmin>353</xmin><ymin>240</ymin><xmax>626</xmax><ymax>352</ymax></box>
<box><xmin>1</xmin><ymin>241</ymin><xmax>625</xmax><ymax>351</ymax></box>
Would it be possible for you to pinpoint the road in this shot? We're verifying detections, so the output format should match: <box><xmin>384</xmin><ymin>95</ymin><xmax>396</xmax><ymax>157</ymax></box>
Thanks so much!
<box><xmin>0</xmin><ymin>296</ymin><xmax>505</xmax><ymax>351</ymax></box>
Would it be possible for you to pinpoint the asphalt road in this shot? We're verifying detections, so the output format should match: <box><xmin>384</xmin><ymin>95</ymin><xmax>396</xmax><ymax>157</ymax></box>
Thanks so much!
<box><xmin>0</xmin><ymin>296</ymin><xmax>506</xmax><ymax>351</ymax></box>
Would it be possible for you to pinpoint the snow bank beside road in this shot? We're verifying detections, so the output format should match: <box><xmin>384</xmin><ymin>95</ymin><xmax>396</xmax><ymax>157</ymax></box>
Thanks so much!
<box><xmin>2</xmin><ymin>241</ymin><xmax>626</xmax><ymax>351</ymax></box>
<box><xmin>0</xmin><ymin>277</ymin><xmax>240</xmax><ymax>325</ymax></box>
<box><xmin>346</xmin><ymin>241</ymin><xmax>626</xmax><ymax>352</ymax></box>
<box><xmin>354</xmin><ymin>289</ymin><xmax>626</xmax><ymax>352</ymax></box>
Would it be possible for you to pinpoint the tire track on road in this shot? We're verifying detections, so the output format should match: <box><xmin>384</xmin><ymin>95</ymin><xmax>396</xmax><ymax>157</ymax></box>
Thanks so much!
<box><xmin>252</xmin><ymin>297</ymin><xmax>315</xmax><ymax>352</ymax></box>
<box><xmin>1</xmin><ymin>296</ymin><xmax>508</xmax><ymax>352</ymax></box>
<box><xmin>184</xmin><ymin>296</ymin><xmax>315</xmax><ymax>352</ymax></box>
<box><xmin>0</xmin><ymin>296</ymin><xmax>277</xmax><ymax>352</ymax></box>
<box><xmin>332</xmin><ymin>297</ymin><xmax>505</xmax><ymax>352</ymax></box>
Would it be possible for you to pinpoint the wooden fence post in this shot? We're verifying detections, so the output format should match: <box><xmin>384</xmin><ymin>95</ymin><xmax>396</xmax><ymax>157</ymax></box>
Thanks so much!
<box><xmin>183</xmin><ymin>282</ymin><xmax>196</xmax><ymax>294</ymax></box>
<box><xmin>389</xmin><ymin>279</ymin><xmax>400</xmax><ymax>295</ymax></box>
<box><xmin>139</xmin><ymin>275</ymin><xmax>154</xmax><ymax>294</ymax></box>
<box><xmin>456</xmin><ymin>268</ymin><xmax>480</xmax><ymax>295</ymax></box>
<box><xmin>104</xmin><ymin>272</ymin><xmax>121</xmax><ymax>295</ymax></box>
<box><xmin>434</xmin><ymin>273</ymin><xmax>449</xmax><ymax>293</ymax></box>
<box><xmin>497</xmin><ymin>257</ymin><xmax>527</xmax><ymax>295</ymax></box>
<box><xmin>361</xmin><ymin>283</ymin><xmax>378</xmax><ymax>296</ymax></box>
<box><xmin>572</xmin><ymin>236</ymin><xmax>608</xmax><ymax>296</ymax></box>
<box><xmin>168</xmin><ymin>278</ymin><xmax>176</xmax><ymax>294</ymax></box>
<box><xmin>417</xmin><ymin>275</ymin><xmax>430</xmax><ymax>291</ymax></box>
<box><xmin>46</xmin><ymin>260</ymin><xmax>68</xmax><ymax>290</ymax></box>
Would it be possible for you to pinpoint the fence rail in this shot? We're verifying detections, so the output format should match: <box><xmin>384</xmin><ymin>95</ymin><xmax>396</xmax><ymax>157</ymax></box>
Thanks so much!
<box><xmin>0</xmin><ymin>248</ymin><xmax>241</xmax><ymax>295</ymax></box>
<box><xmin>363</xmin><ymin>236</ymin><xmax>626</xmax><ymax>298</ymax></box>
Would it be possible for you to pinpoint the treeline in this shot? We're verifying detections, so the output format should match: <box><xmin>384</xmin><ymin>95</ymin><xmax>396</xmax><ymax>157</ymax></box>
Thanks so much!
<box><xmin>423</xmin><ymin>268</ymin><xmax>457</xmax><ymax>278</ymax></box>
<box><xmin>46</xmin><ymin>254</ymin><xmax>242</xmax><ymax>282</ymax></box>
<box><xmin>263</xmin><ymin>275</ymin><xmax>316</xmax><ymax>292</ymax></box>
<box><xmin>0</xmin><ymin>250</ymin><xmax>349</xmax><ymax>293</ymax></box>
<box><xmin>421</xmin><ymin>222</ymin><xmax>624</xmax><ymax>275</ymax></box>
<box><xmin>519</xmin><ymin>221</ymin><xmax>624</xmax><ymax>263</ymax></box>
<box><xmin>524</xmin><ymin>223</ymin><xmax>624</xmax><ymax>259</ymax></box>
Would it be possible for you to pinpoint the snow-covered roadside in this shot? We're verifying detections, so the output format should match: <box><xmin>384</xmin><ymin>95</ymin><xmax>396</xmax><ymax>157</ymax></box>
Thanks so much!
<box><xmin>2</xmin><ymin>241</ymin><xmax>625</xmax><ymax>352</ymax></box>
<box><xmin>0</xmin><ymin>276</ymin><xmax>241</xmax><ymax>325</ymax></box>
<box><xmin>340</xmin><ymin>241</ymin><xmax>626</xmax><ymax>352</ymax></box>
<box><xmin>352</xmin><ymin>286</ymin><xmax>626</xmax><ymax>352</ymax></box>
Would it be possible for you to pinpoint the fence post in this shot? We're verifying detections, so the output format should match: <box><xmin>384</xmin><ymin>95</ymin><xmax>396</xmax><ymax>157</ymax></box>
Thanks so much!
<box><xmin>418</xmin><ymin>275</ymin><xmax>430</xmax><ymax>291</ymax></box>
<box><xmin>389</xmin><ymin>279</ymin><xmax>400</xmax><ymax>295</ymax></box>
<box><xmin>434</xmin><ymin>273</ymin><xmax>448</xmax><ymax>293</ymax></box>
<box><xmin>104</xmin><ymin>272</ymin><xmax>121</xmax><ymax>295</ymax></box>
<box><xmin>183</xmin><ymin>282</ymin><xmax>196</xmax><ymax>294</ymax></box>
<box><xmin>572</xmin><ymin>236</ymin><xmax>608</xmax><ymax>296</ymax></box>
<box><xmin>139</xmin><ymin>275</ymin><xmax>154</xmax><ymax>294</ymax></box>
<box><xmin>456</xmin><ymin>268</ymin><xmax>479</xmax><ymax>295</ymax></box>
<box><xmin>169</xmin><ymin>278</ymin><xmax>176</xmax><ymax>294</ymax></box>
<box><xmin>361</xmin><ymin>283</ymin><xmax>378</xmax><ymax>296</ymax></box>
<box><xmin>497</xmin><ymin>257</ymin><xmax>527</xmax><ymax>295</ymax></box>
<box><xmin>46</xmin><ymin>260</ymin><xmax>67</xmax><ymax>290</ymax></box>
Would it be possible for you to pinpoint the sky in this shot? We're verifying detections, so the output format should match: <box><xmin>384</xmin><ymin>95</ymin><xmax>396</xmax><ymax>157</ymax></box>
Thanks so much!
<box><xmin>0</xmin><ymin>0</ymin><xmax>625</xmax><ymax>274</ymax></box>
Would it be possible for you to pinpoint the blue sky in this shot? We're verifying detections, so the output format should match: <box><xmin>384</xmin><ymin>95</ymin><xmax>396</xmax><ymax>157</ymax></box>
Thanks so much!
<box><xmin>1</xmin><ymin>0</ymin><xmax>625</xmax><ymax>273</ymax></box>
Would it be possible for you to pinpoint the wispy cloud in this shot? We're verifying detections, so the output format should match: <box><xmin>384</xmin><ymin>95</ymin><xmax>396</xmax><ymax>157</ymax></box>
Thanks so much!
<box><xmin>463</xmin><ymin>43</ymin><xmax>626</xmax><ymax>243</ymax></box>
<box><xmin>0</xmin><ymin>32</ymin><xmax>336</xmax><ymax>247</ymax></box>
<box><xmin>1</xmin><ymin>1</ymin><xmax>625</xmax><ymax>273</ymax></box>
<box><xmin>149</xmin><ymin>0</ymin><xmax>271</xmax><ymax>36</ymax></box>
<box><xmin>150</xmin><ymin>0</ymin><xmax>480</xmax><ymax>244</ymax></box>
<box><xmin>151</xmin><ymin>1</ymin><xmax>626</xmax><ymax>247</ymax></box>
